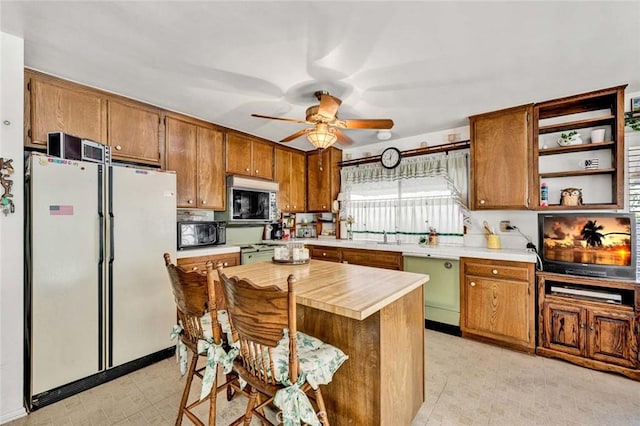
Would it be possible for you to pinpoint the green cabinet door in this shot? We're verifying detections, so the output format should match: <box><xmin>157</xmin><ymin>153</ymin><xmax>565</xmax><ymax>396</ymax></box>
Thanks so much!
<box><xmin>404</xmin><ymin>256</ymin><xmax>460</xmax><ymax>326</ymax></box>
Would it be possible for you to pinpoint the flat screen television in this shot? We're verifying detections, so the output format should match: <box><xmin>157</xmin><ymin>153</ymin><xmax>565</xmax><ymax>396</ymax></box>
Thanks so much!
<box><xmin>538</xmin><ymin>212</ymin><xmax>637</xmax><ymax>280</ymax></box>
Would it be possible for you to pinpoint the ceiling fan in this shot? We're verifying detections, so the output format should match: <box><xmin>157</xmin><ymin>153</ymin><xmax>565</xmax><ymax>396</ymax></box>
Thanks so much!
<box><xmin>251</xmin><ymin>90</ymin><xmax>394</xmax><ymax>149</ymax></box>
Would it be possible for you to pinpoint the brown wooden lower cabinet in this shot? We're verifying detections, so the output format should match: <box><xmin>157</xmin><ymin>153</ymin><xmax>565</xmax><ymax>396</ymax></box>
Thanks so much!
<box><xmin>537</xmin><ymin>272</ymin><xmax>639</xmax><ymax>380</ymax></box>
<box><xmin>460</xmin><ymin>257</ymin><xmax>536</xmax><ymax>353</ymax></box>
<box><xmin>176</xmin><ymin>252</ymin><xmax>240</xmax><ymax>271</ymax></box>
<box><xmin>306</xmin><ymin>245</ymin><xmax>403</xmax><ymax>270</ymax></box>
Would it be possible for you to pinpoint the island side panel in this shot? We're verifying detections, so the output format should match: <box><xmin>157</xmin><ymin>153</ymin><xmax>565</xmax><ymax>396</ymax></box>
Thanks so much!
<box><xmin>380</xmin><ymin>285</ymin><xmax>425</xmax><ymax>425</ymax></box>
<box><xmin>298</xmin><ymin>305</ymin><xmax>381</xmax><ymax>425</ymax></box>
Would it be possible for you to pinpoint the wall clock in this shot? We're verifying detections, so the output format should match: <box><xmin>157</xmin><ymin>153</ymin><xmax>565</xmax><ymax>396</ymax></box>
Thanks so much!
<box><xmin>380</xmin><ymin>147</ymin><xmax>402</xmax><ymax>169</ymax></box>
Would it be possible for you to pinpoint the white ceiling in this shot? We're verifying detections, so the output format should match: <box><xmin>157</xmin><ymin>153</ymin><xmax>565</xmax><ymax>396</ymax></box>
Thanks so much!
<box><xmin>2</xmin><ymin>1</ymin><xmax>639</xmax><ymax>151</ymax></box>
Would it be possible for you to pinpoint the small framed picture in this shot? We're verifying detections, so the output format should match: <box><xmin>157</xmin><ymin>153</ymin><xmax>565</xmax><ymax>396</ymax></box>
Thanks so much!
<box><xmin>632</xmin><ymin>97</ymin><xmax>640</xmax><ymax>113</ymax></box>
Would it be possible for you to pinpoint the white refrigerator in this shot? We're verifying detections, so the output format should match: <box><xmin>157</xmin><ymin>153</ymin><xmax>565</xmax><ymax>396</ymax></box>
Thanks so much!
<box><xmin>25</xmin><ymin>152</ymin><xmax>177</xmax><ymax>409</ymax></box>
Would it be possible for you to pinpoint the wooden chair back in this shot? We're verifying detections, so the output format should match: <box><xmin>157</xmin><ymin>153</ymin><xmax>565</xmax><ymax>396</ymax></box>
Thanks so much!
<box><xmin>216</xmin><ymin>263</ymin><xmax>299</xmax><ymax>386</ymax></box>
<box><xmin>164</xmin><ymin>253</ymin><xmax>222</xmax><ymax>347</ymax></box>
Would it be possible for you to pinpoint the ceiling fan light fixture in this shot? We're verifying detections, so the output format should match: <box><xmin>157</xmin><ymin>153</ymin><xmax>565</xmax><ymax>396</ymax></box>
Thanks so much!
<box><xmin>307</xmin><ymin>123</ymin><xmax>337</xmax><ymax>149</ymax></box>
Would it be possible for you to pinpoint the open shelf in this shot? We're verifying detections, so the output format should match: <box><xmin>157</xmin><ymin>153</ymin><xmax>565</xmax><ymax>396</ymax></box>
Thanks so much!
<box><xmin>539</xmin><ymin>168</ymin><xmax>615</xmax><ymax>179</ymax></box>
<box><xmin>539</xmin><ymin>141</ymin><xmax>615</xmax><ymax>155</ymax></box>
<box><xmin>533</xmin><ymin>85</ymin><xmax>625</xmax><ymax>210</ymax></box>
<box><xmin>538</xmin><ymin>115</ymin><xmax>615</xmax><ymax>134</ymax></box>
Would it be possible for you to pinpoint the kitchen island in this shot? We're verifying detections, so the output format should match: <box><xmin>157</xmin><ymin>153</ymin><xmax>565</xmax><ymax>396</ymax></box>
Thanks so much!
<box><xmin>222</xmin><ymin>259</ymin><xmax>429</xmax><ymax>425</ymax></box>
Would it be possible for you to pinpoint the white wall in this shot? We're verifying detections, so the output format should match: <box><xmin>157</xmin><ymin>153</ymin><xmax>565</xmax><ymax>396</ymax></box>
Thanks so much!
<box><xmin>0</xmin><ymin>32</ymin><xmax>26</xmax><ymax>423</ymax></box>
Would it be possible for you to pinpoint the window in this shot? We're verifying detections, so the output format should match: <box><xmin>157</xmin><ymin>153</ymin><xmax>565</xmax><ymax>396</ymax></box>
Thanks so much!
<box><xmin>341</xmin><ymin>152</ymin><xmax>468</xmax><ymax>244</ymax></box>
<box><xmin>627</xmin><ymin>142</ymin><xmax>640</xmax><ymax>276</ymax></box>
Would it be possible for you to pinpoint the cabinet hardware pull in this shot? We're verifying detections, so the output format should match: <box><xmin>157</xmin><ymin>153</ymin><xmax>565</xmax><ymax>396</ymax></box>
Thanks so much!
<box><xmin>480</xmin><ymin>199</ymin><xmax>486</xmax><ymax>205</ymax></box>
<box><xmin>245</xmin><ymin>168</ymin><xmax>250</xmax><ymax>172</ymax></box>
<box><xmin>580</xmin><ymin>323</ymin><xmax>585</xmax><ymax>329</ymax></box>
<box><xmin>187</xmin><ymin>199</ymin><xmax>193</xmax><ymax>204</ymax></box>
<box><xmin>192</xmin><ymin>267</ymin><xmax>197</xmax><ymax>271</ymax></box>
<box><xmin>255</xmin><ymin>170</ymin><xmax>259</xmax><ymax>174</ymax></box>
<box><xmin>590</xmin><ymin>326</ymin><xmax>594</xmax><ymax>332</ymax></box>
<box><xmin>223</xmin><ymin>262</ymin><xmax>228</xmax><ymax>267</ymax></box>
<box><xmin>116</xmin><ymin>145</ymin><xmax>122</xmax><ymax>150</ymax></box>
<box><xmin>202</xmin><ymin>200</ymin><xmax>206</xmax><ymax>204</ymax></box>
<box><xmin>323</xmin><ymin>252</ymin><xmax>327</xmax><ymax>256</ymax></box>
<box><xmin>470</xmin><ymin>281</ymin><xmax>476</xmax><ymax>287</ymax></box>
<box><xmin>492</xmin><ymin>269</ymin><xmax>498</xmax><ymax>275</ymax></box>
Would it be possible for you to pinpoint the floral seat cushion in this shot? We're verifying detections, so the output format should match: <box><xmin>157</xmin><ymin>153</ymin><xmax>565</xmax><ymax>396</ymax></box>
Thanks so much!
<box><xmin>269</xmin><ymin>330</ymin><xmax>348</xmax><ymax>389</ymax></box>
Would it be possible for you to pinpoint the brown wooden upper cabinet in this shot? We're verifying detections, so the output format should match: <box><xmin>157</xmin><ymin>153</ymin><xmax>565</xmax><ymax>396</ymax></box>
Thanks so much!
<box><xmin>26</xmin><ymin>73</ymin><xmax>105</xmax><ymax>148</ymax></box>
<box><xmin>226</xmin><ymin>133</ymin><xmax>274</xmax><ymax>180</ymax></box>
<box><xmin>24</xmin><ymin>70</ymin><xmax>163</xmax><ymax>167</ymax></box>
<box><xmin>107</xmin><ymin>100</ymin><xmax>161</xmax><ymax>166</ymax></box>
<box><xmin>165</xmin><ymin>116</ymin><xmax>225</xmax><ymax>210</ymax></box>
<box><xmin>469</xmin><ymin>104</ymin><xmax>534</xmax><ymax>210</ymax></box>
<box><xmin>306</xmin><ymin>147</ymin><xmax>341</xmax><ymax>212</ymax></box>
<box><xmin>275</xmin><ymin>147</ymin><xmax>306</xmax><ymax>213</ymax></box>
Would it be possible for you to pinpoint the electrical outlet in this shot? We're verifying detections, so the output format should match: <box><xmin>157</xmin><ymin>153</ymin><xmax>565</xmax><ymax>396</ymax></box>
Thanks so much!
<box><xmin>500</xmin><ymin>220</ymin><xmax>511</xmax><ymax>232</ymax></box>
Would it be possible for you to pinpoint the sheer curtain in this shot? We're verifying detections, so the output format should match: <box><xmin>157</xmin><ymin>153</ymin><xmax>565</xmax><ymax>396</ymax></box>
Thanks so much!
<box><xmin>341</xmin><ymin>151</ymin><xmax>469</xmax><ymax>244</ymax></box>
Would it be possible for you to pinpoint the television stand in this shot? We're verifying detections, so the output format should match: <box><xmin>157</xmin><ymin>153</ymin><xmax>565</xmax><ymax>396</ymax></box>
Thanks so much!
<box><xmin>536</xmin><ymin>272</ymin><xmax>639</xmax><ymax>380</ymax></box>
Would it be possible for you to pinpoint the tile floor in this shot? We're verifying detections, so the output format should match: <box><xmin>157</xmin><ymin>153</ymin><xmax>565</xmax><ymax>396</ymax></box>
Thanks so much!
<box><xmin>7</xmin><ymin>330</ymin><xmax>640</xmax><ymax>425</ymax></box>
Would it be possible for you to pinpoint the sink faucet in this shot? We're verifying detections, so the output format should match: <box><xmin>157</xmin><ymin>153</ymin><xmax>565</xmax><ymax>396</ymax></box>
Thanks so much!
<box><xmin>383</xmin><ymin>230</ymin><xmax>387</xmax><ymax>244</ymax></box>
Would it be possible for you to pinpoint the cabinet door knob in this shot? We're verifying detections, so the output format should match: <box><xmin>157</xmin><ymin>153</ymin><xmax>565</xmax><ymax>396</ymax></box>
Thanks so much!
<box><xmin>245</xmin><ymin>168</ymin><xmax>250</xmax><ymax>172</ymax></box>
<box><xmin>492</xmin><ymin>269</ymin><xmax>498</xmax><ymax>275</ymax></box>
<box><xmin>470</xmin><ymin>281</ymin><xmax>476</xmax><ymax>287</ymax></box>
<box><xmin>191</xmin><ymin>266</ymin><xmax>198</xmax><ymax>271</ymax></box>
<box><xmin>580</xmin><ymin>322</ymin><xmax>585</xmax><ymax>329</ymax></box>
<box><xmin>255</xmin><ymin>170</ymin><xmax>259</xmax><ymax>174</ymax></box>
<box><xmin>480</xmin><ymin>199</ymin><xmax>486</xmax><ymax>205</ymax></box>
<box><xmin>286</xmin><ymin>204</ymin><xmax>290</xmax><ymax>208</ymax></box>
<box><xmin>293</xmin><ymin>205</ymin><xmax>296</xmax><ymax>209</ymax></box>
<box><xmin>323</xmin><ymin>205</ymin><xmax>327</xmax><ymax>209</ymax></box>
<box><xmin>201</xmin><ymin>200</ymin><xmax>207</xmax><ymax>205</ymax></box>
<box><xmin>187</xmin><ymin>199</ymin><xmax>193</xmax><ymax>204</ymax></box>
<box><xmin>115</xmin><ymin>145</ymin><xmax>122</xmax><ymax>151</ymax></box>
<box><xmin>223</xmin><ymin>262</ymin><xmax>228</xmax><ymax>267</ymax></box>
<box><xmin>322</xmin><ymin>252</ymin><xmax>327</xmax><ymax>256</ymax></box>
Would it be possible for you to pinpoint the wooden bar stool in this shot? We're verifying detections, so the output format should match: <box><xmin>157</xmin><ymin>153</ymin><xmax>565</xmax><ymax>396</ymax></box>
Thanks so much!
<box><xmin>164</xmin><ymin>253</ymin><xmax>243</xmax><ymax>426</ymax></box>
<box><xmin>216</xmin><ymin>262</ymin><xmax>348</xmax><ymax>426</ymax></box>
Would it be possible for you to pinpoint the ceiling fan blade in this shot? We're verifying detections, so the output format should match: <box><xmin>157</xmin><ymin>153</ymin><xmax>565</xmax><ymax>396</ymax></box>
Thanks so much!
<box><xmin>333</xmin><ymin>128</ymin><xmax>353</xmax><ymax>146</ymax></box>
<box><xmin>280</xmin><ymin>128</ymin><xmax>312</xmax><ymax>143</ymax></box>
<box><xmin>251</xmin><ymin>113</ymin><xmax>308</xmax><ymax>124</ymax></box>
<box><xmin>343</xmin><ymin>118</ymin><xmax>394</xmax><ymax>129</ymax></box>
<box><xmin>317</xmin><ymin>93</ymin><xmax>342</xmax><ymax>118</ymax></box>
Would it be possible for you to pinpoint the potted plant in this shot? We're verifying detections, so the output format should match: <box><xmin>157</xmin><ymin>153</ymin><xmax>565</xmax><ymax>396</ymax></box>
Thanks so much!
<box><xmin>557</xmin><ymin>130</ymin><xmax>582</xmax><ymax>146</ymax></box>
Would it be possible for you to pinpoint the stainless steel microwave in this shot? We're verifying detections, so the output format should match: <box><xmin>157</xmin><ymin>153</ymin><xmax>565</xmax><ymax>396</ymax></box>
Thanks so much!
<box><xmin>47</xmin><ymin>132</ymin><xmax>111</xmax><ymax>164</ymax></box>
<box><xmin>223</xmin><ymin>176</ymin><xmax>278</xmax><ymax>223</ymax></box>
<box><xmin>177</xmin><ymin>221</ymin><xmax>226</xmax><ymax>250</ymax></box>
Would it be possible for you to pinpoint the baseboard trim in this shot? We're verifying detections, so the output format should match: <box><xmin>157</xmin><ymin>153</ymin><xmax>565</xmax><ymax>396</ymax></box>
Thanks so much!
<box><xmin>1</xmin><ymin>406</ymin><xmax>28</xmax><ymax>424</ymax></box>
<box><xmin>29</xmin><ymin>347</ymin><xmax>174</xmax><ymax>411</ymax></box>
<box><xmin>425</xmin><ymin>319</ymin><xmax>461</xmax><ymax>336</ymax></box>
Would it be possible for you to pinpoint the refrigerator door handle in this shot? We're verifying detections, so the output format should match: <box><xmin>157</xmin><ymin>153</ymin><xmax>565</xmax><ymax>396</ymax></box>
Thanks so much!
<box><xmin>107</xmin><ymin>165</ymin><xmax>114</xmax><ymax>367</ymax></box>
<box><xmin>98</xmin><ymin>165</ymin><xmax>105</xmax><ymax>370</ymax></box>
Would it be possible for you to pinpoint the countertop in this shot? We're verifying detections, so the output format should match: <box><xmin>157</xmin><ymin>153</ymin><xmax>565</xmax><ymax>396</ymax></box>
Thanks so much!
<box><xmin>288</xmin><ymin>238</ymin><xmax>538</xmax><ymax>263</ymax></box>
<box><xmin>175</xmin><ymin>245</ymin><xmax>240</xmax><ymax>259</ymax></box>
<box><xmin>222</xmin><ymin>260</ymin><xmax>429</xmax><ymax>320</ymax></box>
<box><xmin>174</xmin><ymin>239</ymin><xmax>537</xmax><ymax>263</ymax></box>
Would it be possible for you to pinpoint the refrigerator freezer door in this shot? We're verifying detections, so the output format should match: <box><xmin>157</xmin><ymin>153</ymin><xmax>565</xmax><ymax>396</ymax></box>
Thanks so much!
<box><xmin>108</xmin><ymin>166</ymin><xmax>176</xmax><ymax>367</ymax></box>
<box><xmin>30</xmin><ymin>157</ymin><xmax>102</xmax><ymax>394</ymax></box>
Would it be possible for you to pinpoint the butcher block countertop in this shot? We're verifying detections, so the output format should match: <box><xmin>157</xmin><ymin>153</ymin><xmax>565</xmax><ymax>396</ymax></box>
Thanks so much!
<box><xmin>222</xmin><ymin>259</ymin><xmax>429</xmax><ymax>321</ymax></box>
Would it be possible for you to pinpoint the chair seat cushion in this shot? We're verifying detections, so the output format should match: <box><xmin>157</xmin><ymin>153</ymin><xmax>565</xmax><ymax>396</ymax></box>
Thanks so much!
<box><xmin>271</xmin><ymin>330</ymin><xmax>348</xmax><ymax>389</ymax></box>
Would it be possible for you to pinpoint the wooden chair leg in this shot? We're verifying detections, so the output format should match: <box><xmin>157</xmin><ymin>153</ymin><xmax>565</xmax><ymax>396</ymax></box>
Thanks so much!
<box><xmin>208</xmin><ymin>367</ymin><xmax>219</xmax><ymax>426</ymax></box>
<box><xmin>176</xmin><ymin>350</ymin><xmax>199</xmax><ymax>426</ymax></box>
<box><xmin>313</xmin><ymin>388</ymin><xmax>329</xmax><ymax>426</ymax></box>
<box><xmin>244</xmin><ymin>387</ymin><xmax>259</xmax><ymax>426</ymax></box>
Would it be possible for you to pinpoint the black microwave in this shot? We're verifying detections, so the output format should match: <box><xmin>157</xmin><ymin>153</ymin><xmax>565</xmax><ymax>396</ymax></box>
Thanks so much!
<box><xmin>177</xmin><ymin>221</ymin><xmax>226</xmax><ymax>250</ymax></box>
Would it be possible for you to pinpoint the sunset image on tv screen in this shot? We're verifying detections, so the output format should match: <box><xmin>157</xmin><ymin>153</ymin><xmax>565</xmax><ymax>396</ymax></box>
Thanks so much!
<box><xmin>542</xmin><ymin>216</ymin><xmax>632</xmax><ymax>266</ymax></box>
